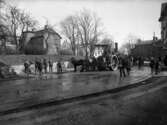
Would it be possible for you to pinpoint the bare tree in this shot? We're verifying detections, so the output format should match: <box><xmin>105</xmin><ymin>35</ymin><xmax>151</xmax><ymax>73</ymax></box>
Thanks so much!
<box><xmin>19</xmin><ymin>11</ymin><xmax>38</xmax><ymax>33</ymax></box>
<box><xmin>76</xmin><ymin>10</ymin><xmax>102</xmax><ymax>58</ymax></box>
<box><xmin>61</xmin><ymin>15</ymin><xmax>78</xmax><ymax>55</ymax></box>
<box><xmin>0</xmin><ymin>0</ymin><xmax>4</xmax><ymax>10</ymax></box>
<box><xmin>61</xmin><ymin>9</ymin><xmax>102</xmax><ymax>57</ymax></box>
<box><xmin>0</xmin><ymin>0</ymin><xmax>10</xmax><ymax>52</ymax></box>
<box><xmin>5</xmin><ymin>5</ymin><xmax>38</xmax><ymax>50</ymax></box>
<box><xmin>0</xmin><ymin>0</ymin><xmax>7</xmax><ymax>26</ymax></box>
<box><xmin>5</xmin><ymin>6</ymin><xmax>20</xmax><ymax>49</ymax></box>
<box><xmin>0</xmin><ymin>25</ymin><xmax>10</xmax><ymax>51</ymax></box>
<box><xmin>120</xmin><ymin>34</ymin><xmax>141</xmax><ymax>54</ymax></box>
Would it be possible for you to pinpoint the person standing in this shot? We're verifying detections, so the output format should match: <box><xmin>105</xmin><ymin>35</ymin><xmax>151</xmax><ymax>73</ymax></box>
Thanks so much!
<box><xmin>48</xmin><ymin>59</ymin><xmax>53</xmax><ymax>73</ymax></box>
<box><xmin>24</xmin><ymin>60</ymin><xmax>29</xmax><ymax>74</ymax></box>
<box><xmin>43</xmin><ymin>58</ymin><xmax>48</xmax><ymax>73</ymax></box>
<box><xmin>155</xmin><ymin>58</ymin><xmax>160</xmax><ymax>74</ymax></box>
<box><xmin>57</xmin><ymin>61</ymin><xmax>62</xmax><ymax>73</ymax></box>
<box><xmin>118</xmin><ymin>57</ymin><xmax>126</xmax><ymax>78</ymax></box>
<box><xmin>125</xmin><ymin>56</ymin><xmax>131</xmax><ymax>76</ymax></box>
<box><xmin>138</xmin><ymin>57</ymin><xmax>142</xmax><ymax>70</ymax></box>
<box><xmin>35</xmin><ymin>58</ymin><xmax>38</xmax><ymax>74</ymax></box>
<box><xmin>24</xmin><ymin>60</ymin><xmax>32</xmax><ymax>77</ymax></box>
<box><xmin>38</xmin><ymin>59</ymin><xmax>43</xmax><ymax>76</ymax></box>
<box><xmin>150</xmin><ymin>57</ymin><xmax>155</xmax><ymax>75</ymax></box>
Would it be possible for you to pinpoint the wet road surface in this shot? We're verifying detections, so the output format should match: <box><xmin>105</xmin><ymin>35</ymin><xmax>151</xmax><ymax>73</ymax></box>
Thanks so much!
<box><xmin>0</xmin><ymin>67</ymin><xmax>150</xmax><ymax>112</ymax></box>
<box><xmin>0</xmin><ymin>75</ymin><xmax>167</xmax><ymax>125</ymax></box>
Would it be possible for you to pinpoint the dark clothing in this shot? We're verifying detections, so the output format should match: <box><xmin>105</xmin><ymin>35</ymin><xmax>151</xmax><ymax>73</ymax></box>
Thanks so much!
<box><xmin>138</xmin><ymin>57</ymin><xmax>142</xmax><ymax>69</ymax></box>
<box><xmin>119</xmin><ymin>58</ymin><xmax>126</xmax><ymax>78</ymax></box>
<box><xmin>35</xmin><ymin>60</ymin><xmax>38</xmax><ymax>74</ymax></box>
<box><xmin>37</xmin><ymin>61</ymin><xmax>43</xmax><ymax>75</ymax></box>
<box><xmin>43</xmin><ymin>59</ymin><xmax>48</xmax><ymax>73</ymax></box>
<box><xmin>57</xmin><ymin>62</ymin><xmax>62</xmax><ymax>73</ymax></box>
<box><xmin>48</xmin><ymin>60</ymin><xmax>53</xmax><ymax>72</ymax></box>
<box><xmin>24</xmin><ymin>61</ymin><xmax>33</xmax><ymax>74</ymax></box>
<box><xmin>24</xmin><ymin>61</ymin><xmax>29</xmax><ymax>73</ymax></box>
<box><xmin>155</xmin><ymin>60</ymin><xmax>159</xmax><ymax>74</ymax></box>
<box><xmin>164</xmin><ymin>56</ymin><xmax>167</xmax><ymax>66</ymax></box>
<box><xmin>150</xmin><ymin>59</ymin><xmax>155</xmax><ymax>74</ymax></box>
<box><xmin>125</xmin><ymin>59</ymin><xmax>131</xmax><ymax>76</ymax></box>
<box><xmin>119</xmin><ymin>67</ymin><xmax>126</xmax><ymax>78</ymax></box>
<box><xmin>123</xmin><ymin>56</ymin><xmax>131</xmax><ymax>76</ymax></box>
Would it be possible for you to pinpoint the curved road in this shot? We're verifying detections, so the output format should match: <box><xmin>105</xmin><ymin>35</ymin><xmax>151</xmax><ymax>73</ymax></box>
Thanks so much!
<box><xmin>0</xmin><ymin>67</ymin><xmax>150</xmax><ymax>112</ymax></box>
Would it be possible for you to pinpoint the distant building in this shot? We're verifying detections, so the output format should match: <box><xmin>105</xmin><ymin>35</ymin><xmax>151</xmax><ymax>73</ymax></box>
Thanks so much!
<box><xmin>159</xmin><ymin>2</ymin><xmax>167</xmax><ymax>43</ymax></box>
<box><xmin>131</xmin><ymin>2</ymin><xmax>167</xmax><ymax>59</ymax></box>
<box><xmin>20</xmin><ymin>25</ymin><xmax>61</xmax><ymax>55</ymax></box>
<box><xmin>94</xmin><ymin>44</ymin><xmax>105</xmax><ymax>58</ymax></box>
<box><xmin>93</xmin><ymin>43</ymin><xmax>115</xmax><ymax>58</ymax></box>
<box><xmin>131</xmin><ymin>38</ymin><xmax>167</xmax><ymax>58</ymax></box>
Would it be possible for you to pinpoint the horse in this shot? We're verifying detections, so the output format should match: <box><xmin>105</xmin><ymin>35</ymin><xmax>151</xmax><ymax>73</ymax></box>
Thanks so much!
<box><xmin>70</xmin><ymin>57</ymin><xmax>85</xmax><ymax>72</ymax></box>
<box><xmin>70</xmin><ymin>57</ymin><xmax>95</xmax><ymax>72</ymax></box>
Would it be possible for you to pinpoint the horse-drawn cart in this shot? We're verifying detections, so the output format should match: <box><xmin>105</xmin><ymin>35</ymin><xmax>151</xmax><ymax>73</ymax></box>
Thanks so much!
<box><xmin>71</xmin><ymin>44</ymin><xmax>119</xmax><ymax>72</ymax></box>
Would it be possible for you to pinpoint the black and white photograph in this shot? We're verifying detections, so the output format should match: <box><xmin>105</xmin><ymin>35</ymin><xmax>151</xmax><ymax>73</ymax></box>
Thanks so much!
<box><xmin>0</xmin><ymin>0</ymin><xmax>167</xmax><ymax>124</ymax></box>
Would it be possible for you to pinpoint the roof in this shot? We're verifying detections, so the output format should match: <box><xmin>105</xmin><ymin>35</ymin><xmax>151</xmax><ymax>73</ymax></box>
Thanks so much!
<box><xmin>159</xmin><ymin>2</ymin><xmax>167</xmax><ymax>21</ymax></box>
<box><xmin>134</xmin><ymin>39</ymin><xmax>165</xmax><ymax>49</ymax></box>
<box><xmin>136</xmin><ymin>40</ymin><xmax>153</xmax><ymax>45</ymax></box>
<box><xmin>30</xmin><ymin>35</ymin><xmax>44</xmax><ymax>41</ymax></box>
<box><xmin>94</xmin><ymin>44</ymin><xmax>111</xmax><ymax>47</ymax></box>
<box><xmin>22</xmin><ymin>27</ymin><xmax>62</xmax><ymax>39</ymax></box>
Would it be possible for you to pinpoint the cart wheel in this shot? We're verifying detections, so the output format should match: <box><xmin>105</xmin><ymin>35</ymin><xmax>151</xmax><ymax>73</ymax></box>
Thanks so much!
<box><xmin>110</xmin><ymin>55</ymin><xmax>119</xmax><ymax>71</ymax></box>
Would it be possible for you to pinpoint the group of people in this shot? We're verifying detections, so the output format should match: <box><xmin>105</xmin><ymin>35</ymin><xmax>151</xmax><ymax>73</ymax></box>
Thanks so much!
<box><xmin>24</xmin><ymin>58</ymin><xmax>62</xmax><ymax>76</ymax></box>
<box><xmin>118</xmin><ymin>55</ymin><xmax>164</xmax><ymax>78</ymax></box>
<box><xmin>118</xmin><ymin>55</ymin><xmax>131</xmax><ymax>78</ymax></box>
<box><xmin>34</xmin><ymin>58</ymin><xmax>54</xmax><ymax>75</ymax></box>
<box><xmin>23</xmin><ymin>55</ymin><xmax>166</xmax><ymax>78</ymax></box>
<box><xmin>149</xmin><ymin>57</ymin><xmax>161</xmax><ymax>75</ymax></box>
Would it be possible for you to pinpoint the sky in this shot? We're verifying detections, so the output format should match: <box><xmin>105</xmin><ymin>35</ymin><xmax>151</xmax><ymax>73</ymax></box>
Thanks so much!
<box><xmin>8</xmin><ymin>0</ymin><xmax>167</xmax><ymax>47</ymax></box>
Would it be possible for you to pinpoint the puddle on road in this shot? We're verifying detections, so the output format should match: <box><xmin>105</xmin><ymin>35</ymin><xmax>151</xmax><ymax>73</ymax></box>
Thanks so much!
<box><xmin>0</xmin><ymin>68</ymin><xmax>150</xmax><ymax>111</ymax></box>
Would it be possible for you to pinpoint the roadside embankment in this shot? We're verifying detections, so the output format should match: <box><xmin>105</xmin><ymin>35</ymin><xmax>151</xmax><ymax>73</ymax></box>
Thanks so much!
<box><xmin>0</xmin><ymin>55</ymin><xmax>83</xmax><ymax>65</ymax></box>
<box><xmin>0</xmin><ymin>55</ymin><xmax>82</xmax><ymax>76</ymax></box>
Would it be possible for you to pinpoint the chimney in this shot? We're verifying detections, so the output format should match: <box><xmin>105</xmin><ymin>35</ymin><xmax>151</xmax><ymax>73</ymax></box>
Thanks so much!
<box><xmin>44</xmin><ymin>25</ymin><xmax>48</xmax><ymax>30</ymax></box>
<box><xmin>114</xmin><ymin>42</ymin><xmax>118</xmax><ymax>52</ymax></box>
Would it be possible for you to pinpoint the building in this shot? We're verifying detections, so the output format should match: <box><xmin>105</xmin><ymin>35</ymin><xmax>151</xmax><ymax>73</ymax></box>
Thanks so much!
<box><xmin>94</xmin><ymin>44</ymin><xmax>106</xmax><ymax>58</ymax></box>
<box><xmin>131</xmin><ymin>3</ymin><xmax>167</xmax><ymax>59</ymax></box>
<box><xmin>93</xmin><ymin>43</ymin><xmax>116</xmax><ymax>58</ymax></box>
<box><xmin>131</xmin><ymin>39</ymin><xmax>163</xmax><ymax>58</ymax></box>
<box><xmin>159</xmin><ymin>2</ymin><xmax>167</xmax><ymax>43</ymax></box>
<box><xmin>20</xmin><ymin>25</ymin><xmax>61</xmax><ymax>55</ymax></box>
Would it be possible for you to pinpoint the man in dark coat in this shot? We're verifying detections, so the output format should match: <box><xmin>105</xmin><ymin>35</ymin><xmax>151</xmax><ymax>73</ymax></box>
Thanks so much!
<box><xmin>118</xmin><ymin>57</ymin><xmax>126</xmax><ymax>78</ymax></box>
<box><xmin>43</xmin><ymin>59</ymin><xmax>48</xmax><ymax>73</ymax></box>
<box><xmin>48</xmin><ymin>59</ymin><xmax>53</xmax><ymax>73</ymax></box>
<box><xmin>57</xmin><ymin>61</ymin><xmax>62</xmax><ymax>73</ymax></box>
<box><xmin>155</xmin><ymin>58</ymin><xmax>160</xmax><ymax>74</ymax></box>
<box><xmin>150</xmin><ymin>57</ymin><xmax>155</xmax><ymax>75</ymax></box>
<box><xmin>124</xmin><ymin>56</ymin><xmax>131</xmax><ymax>76</ymax></box>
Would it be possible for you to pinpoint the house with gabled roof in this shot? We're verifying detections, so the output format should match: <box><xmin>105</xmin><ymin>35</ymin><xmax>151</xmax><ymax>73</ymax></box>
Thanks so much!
<box><xmin>20</xmin><ymin>25</ymin><xmax>61</xmax><ymax>55</ymax></box>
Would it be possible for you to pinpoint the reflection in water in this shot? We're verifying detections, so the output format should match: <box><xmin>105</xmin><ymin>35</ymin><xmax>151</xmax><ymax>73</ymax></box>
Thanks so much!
<box><xmin>0</xmin><ymin>68</ymin><xmax>150</xmax><ymax>111</ymax></box>
<box><xmin>62</xmin><ymin>81</ymin><xmax>72</xmax><ymax>91</ymax></box>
